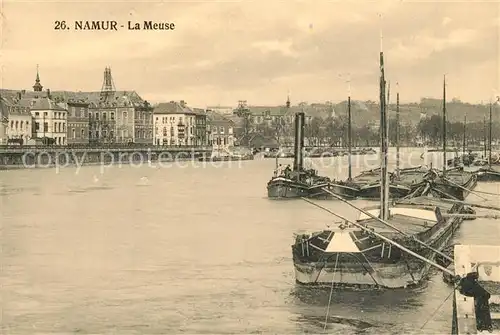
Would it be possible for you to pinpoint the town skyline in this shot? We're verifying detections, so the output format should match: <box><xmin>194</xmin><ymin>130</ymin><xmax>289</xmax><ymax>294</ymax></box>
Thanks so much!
<box><xmin>1</xmin><ymin>1</ymin><xmax>498</xmax><ymax>106</ymax></box>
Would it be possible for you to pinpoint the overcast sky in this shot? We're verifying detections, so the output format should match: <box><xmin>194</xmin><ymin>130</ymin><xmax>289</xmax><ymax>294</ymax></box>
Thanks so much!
<box><xmin>1</xmin><ymin>1</ymin><xmax>498</xmax><ymax>107</ymax></box>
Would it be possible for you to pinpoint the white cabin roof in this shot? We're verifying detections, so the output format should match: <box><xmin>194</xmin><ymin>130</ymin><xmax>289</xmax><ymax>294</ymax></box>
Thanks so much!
<box><xmin>357</xmin><ymin>207</ymin><xmax>438</xmax><ymax>223</ymax></box>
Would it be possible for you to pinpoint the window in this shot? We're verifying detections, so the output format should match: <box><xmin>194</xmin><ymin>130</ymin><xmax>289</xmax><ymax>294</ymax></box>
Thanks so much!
<box><xmin>10</xmin><ymin>121</ymin><xmax>13</xmax><ymax>128</ymax></box>
<box><xmin>163</xmin><ymin>127</ymin><xmax>167</xmax><ymax>136</ymax></box>
<box><xmin>81</xmin><ymin>129</ymin><xmax>85</xmax><ymax>138</ymax></box>
<box><xmin>35</xmin><ymin>112</ymin><xmax>39</xmax><ymax>117</ymax></box>
<box><xmin>26</xmin><ymin>121</ymin><xmax>29</xmax><ymax>129</ymax></box>
<box><xmin>219</xmin><ymin>126</ymin><xmax>224</xmax><ymax>134</ymax></box>
<box><xmin>44</xmin><ymin>112</ymin><xmax>48</xmax><ymax>117</ymax></box>
<box><xmin>123</xmin><ymin>112</ymin><xmax>127</xmax><ymax>122</ymax></box>
<box><xmin>111</xmin><ymin>112</ymin><xmax>115</xmax><ymax>120</ymax></box>
<box><xmin>72</xmin><ymin>128</ymin><xmax>76</xmax><ymax>139</ymax></box>
<box><xmin>103</xmin><ymin>112</ymin><xmax>107</xmax><ymax>121</ymax></box>
<box><xmin>35</xmin><ymin>122</ymin><xmax>40</xmax><ymax>131</ymax></box>
<box><xmin>43</xmin><ymin>122</ymin><xmax>48</xmax><ymax>132</ymax></box>
<box><xmin>95</xmin><ymin>112</ymin><xmax>99</xmax><ymax>120</ymax></box>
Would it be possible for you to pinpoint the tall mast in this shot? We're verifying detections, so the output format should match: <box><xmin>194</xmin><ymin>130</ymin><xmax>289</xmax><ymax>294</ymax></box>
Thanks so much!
<box><xmin>462</xmin><ymin>113</ymin><xmax>467</xmax><ymax>161</ymax></box>
<box><xmin>396</xmin><ymin>85</ymin><xmax>400</xmax><ymax>178</ymax></box>
<box><xmin>378</xmin><ymin>14</ymin><xmax>389</xmax><ymax>220</ymax></box>
<box><xmin>379</xmin><ymin>51</ymin><xmax>389</xmax><ymax>220</ymax></box>
<box><xmin>483</xmin><ymin>115</ymin><xmax>487</xmax><ymax>158</ymax></box>
<box><xmin>347</xmin><ymin>95</ymin><xmax>352</xmax><ymax>180</ymax></box>
<box><xmin>442</xmin><ymin>75</ymin><xmax>447</xmax><ymax>175</ymax></box>
<box><xmin>489</xmin><ymin>102</ymin><xmax>493</xmax><ymax>166</ymax></box>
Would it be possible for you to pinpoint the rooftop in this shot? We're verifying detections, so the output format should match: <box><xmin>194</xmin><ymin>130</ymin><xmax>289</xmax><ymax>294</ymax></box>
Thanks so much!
<box><xmin>154</xmin><ymin>101</ymin><xmax>197</xmax><ymax>115</ymax></box>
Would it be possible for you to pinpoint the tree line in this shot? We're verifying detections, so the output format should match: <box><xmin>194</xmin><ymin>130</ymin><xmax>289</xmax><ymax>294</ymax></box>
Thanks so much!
<box><xmin>252</xmin><ymin>115</ymin><xmax>499</xmax><ymax>147</ymax></box>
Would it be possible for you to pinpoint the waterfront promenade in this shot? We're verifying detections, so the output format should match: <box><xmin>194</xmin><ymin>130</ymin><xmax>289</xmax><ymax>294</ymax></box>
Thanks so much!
<box><xmin>0</xmin><ymin>144</ymin><xmax>212</xmax><ymax>170</ymax></box>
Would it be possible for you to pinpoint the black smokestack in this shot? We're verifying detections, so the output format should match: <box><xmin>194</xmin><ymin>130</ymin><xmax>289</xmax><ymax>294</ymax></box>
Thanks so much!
<box><xmin>293</xmin><ymin>112</ymin><xmax>305</xmax><ymax>171</ymax></box>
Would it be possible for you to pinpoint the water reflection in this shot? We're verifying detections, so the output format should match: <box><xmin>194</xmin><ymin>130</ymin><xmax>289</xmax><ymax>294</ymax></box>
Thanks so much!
<box><xmin>289</xmin><ymin>284</ymin><xmax>428</xmax><ymax>334</ymax></box>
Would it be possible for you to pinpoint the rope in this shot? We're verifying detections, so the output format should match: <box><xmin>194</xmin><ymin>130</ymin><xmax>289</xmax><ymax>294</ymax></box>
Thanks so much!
<box><xmin>324</xmin><ymin>253</ymin><xmax>339</xmax><ymax>331</ymax></box>
<box><xmin>301</xmin><ymin>197</ymin><xmax>455</xmax><ymax>276</ymax></box>
<box><xmin>318</xmin><ymin>189</ymin><xmax>454</xmax><ymax>263</ymax></box>
<box><xmin>420</xmin><ymin>283</ymin><xmax>457</xmax><ymax>330</ymax></box>
<box><xmin>358</xmin><ymin>251</ymin><xmax>383</xmax><ymax>287</ymax></box>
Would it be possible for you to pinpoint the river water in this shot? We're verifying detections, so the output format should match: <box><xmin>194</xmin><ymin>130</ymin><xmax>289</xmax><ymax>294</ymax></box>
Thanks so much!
<box><xmin>1</xmin><ymin>148</ymin><xmax>499</xmax><ymax>334</ymax></box>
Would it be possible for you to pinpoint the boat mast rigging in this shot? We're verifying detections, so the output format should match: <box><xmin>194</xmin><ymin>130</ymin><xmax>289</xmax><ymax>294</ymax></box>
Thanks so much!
<box><xmin>396</xmin><ymin>84</ymin><xmax>400</xmax><ymax>178</ymax></box>
<box><xmin>442</xmin><ymin>75</ymin><xmax>447</xmax><ymax>175</ymax></box>
<box><xmin>379</xmin><ymin>49</ymin><xmax>390</xmax><ymax>220</ymax></box>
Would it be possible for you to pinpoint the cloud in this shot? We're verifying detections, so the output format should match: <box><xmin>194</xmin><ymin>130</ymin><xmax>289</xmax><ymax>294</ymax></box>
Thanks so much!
<box><xmin>1</xmin><ymin>1</ymin><xmax>498</xmax><ymax>106</ymax></box>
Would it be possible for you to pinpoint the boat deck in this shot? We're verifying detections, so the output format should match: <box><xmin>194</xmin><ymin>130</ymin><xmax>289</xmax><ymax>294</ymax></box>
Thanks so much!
<box><xmin>397</xmin><ymin>196</ymin><xmax>455</xmax><ymax>210</ymax></box>
<box><xmin>441</xmin><ymin>170</ymin><xmax>474</xmax><ymax>185</ymax></box>
<box><xmin>356</xmin><ymin>203</ymin><xmax>442</xmax><ymax>234</ymax></box>
<box><xmin>397</xmin><ymin>171</ymin><xmax>426</xmax><ymax>186</ymax></box>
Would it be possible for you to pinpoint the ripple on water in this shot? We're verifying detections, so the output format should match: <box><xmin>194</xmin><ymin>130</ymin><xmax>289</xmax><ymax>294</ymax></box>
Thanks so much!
<box><xmin>0</xmin><ymin>157</ymin><xmax>499</xmax><ymax>334</ymax></box>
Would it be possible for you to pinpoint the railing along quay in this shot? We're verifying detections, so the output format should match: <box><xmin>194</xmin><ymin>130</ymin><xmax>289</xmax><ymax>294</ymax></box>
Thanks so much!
<box><xmin>0</xmin><ymin>145</ymin><xmax>213</xmax><ymax>154</ymax></box>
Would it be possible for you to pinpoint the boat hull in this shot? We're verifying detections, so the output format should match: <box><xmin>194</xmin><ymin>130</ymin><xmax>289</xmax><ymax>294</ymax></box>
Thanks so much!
<box><xmin>433</xmin><ymin>173</ymin><xmax>477</xmax><ymax>200</ymax></box>
<box><xmin>330</xmin><ymin>183</ymin><xmax>359</xmax><ymax>199</ymax></box>
<box><xmin>294</xmin><ymin>257</ymin><xmax>431</xmax><ymax>289</ymax></box>
<box><xmin>357</xmin><ymin>183</ymin><xmax>410</xmax><ymax>199</ymax></box>
<box><xmin>198</xmin><ymin>156</ymin><xmax>253</xmax><ymax>162</ymax></box>
<box><xmin>267</xmin><ymin>178</ymin><xmax>309</xmax><ymax>199</ymax></box>
<box><xmin>475</xmin><ymin>167</ymin><xmax>500</xmax><ymax>182</ymax></box>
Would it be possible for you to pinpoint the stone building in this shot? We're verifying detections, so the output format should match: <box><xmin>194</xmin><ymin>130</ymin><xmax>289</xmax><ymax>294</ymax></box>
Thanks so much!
<box><xmin>153</xmin><ymin>100</ymin><xmax>196</xmax><ymax>146</ymax></box>
<box><xmin>1</xmin><ymin>95</ymin><xmax>32</xmax><ymax>144</ymax></box>
<box><xmin>193</xmin><ymin>108</ymin><xmax>208</xmax><ymax>146</ymax></box>
<box><xmin>205</xmin><ymin>109</ymin><xmax>235</xmax><ymax>148</ymax></box>
<box><xmin>66</xmin><ymin>100</ymin><xmax>90</xmax><ymax>145</ymax></box>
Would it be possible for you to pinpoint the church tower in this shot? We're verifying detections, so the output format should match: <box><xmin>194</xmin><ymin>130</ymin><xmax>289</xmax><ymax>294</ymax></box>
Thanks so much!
<box><xmin>33</xmin><ymin>65</ymin><xmax>43</xmax><ymax>92</ymax></box>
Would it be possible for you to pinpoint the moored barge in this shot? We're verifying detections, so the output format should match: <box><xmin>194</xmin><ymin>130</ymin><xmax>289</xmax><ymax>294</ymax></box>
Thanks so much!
<box><xmin>292</xmin><ymin>196</ymin><xmax>467</xmax><ymax>289</ymax></box>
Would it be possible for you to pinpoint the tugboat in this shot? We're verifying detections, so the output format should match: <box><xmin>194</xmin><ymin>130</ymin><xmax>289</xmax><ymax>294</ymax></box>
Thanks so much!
<box><xmin>267</xmin><ymin>112</ymin><xmax>328</xmax><ymax>198</ymax></box>
<box><xmin>291</xmin><ymin>51</ymin><xmax>469</xmax><ymax>289</ymax></box>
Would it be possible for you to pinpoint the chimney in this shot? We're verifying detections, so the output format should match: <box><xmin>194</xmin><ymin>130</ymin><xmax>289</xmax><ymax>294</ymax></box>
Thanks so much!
<box><xmin>293</xmin><ymin>112</ymin><xmax>305</xmax><ymax>172</ymax></box>
<box><xmin>180</xmin><ymin>100</ymin><xmax>186</xmax><ymax>107</ymax></box>
<box><xmin>21</xmin><ymin>90</ymin><xmax>26</xmax><ymax>95</ymax></box>
<box><xmin>17</xmin><ymin>92</ymin><xmax>22</xmax><ymax>100</ymax></box>
<box><xmin>46</xmin><ymin>89</ymin><xmax>51</xmax><ymax>99</ymax></box>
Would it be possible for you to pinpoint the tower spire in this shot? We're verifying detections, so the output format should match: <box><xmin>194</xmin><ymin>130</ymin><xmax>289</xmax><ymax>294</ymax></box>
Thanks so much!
<box><xmin>100</xmin><ymin>66</ymin><xmax>116</xmax><ymax>102</ymax></box>
<box><xmin>33</xmin><ymin>64</ymin><xmax>43</xmax><ymax>92</ymax></box>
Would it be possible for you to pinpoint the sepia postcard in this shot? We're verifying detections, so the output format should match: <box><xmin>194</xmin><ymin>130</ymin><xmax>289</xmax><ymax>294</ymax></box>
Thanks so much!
<box><xmin>1</xmin><ymin>1</ymin><xmax>500</xmax><ymax>334</ymax></box>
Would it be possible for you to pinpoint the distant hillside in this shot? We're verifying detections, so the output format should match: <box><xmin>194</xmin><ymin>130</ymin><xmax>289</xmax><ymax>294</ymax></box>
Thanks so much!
<box><xmin>333</xmin><ymin>99</ymin><xmax>497</xmax><ymax>127</ymax></box>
